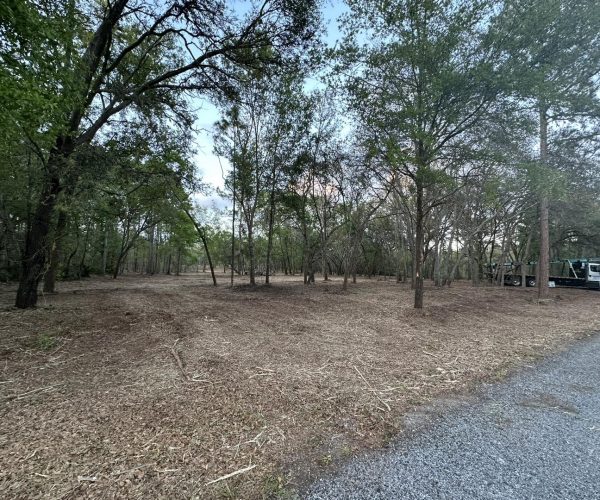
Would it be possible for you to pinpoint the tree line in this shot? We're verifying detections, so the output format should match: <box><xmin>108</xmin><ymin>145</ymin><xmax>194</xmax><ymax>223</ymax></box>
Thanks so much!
<box><xmin>1</xmin><ymin>0</ymin><xmax>599</xmax><ymax>309</ymax></box>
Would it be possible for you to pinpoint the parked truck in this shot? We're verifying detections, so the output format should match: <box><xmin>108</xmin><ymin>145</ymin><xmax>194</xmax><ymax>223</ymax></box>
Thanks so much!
<box><xmin>489</xmin><ymin>258</ymin><xmax>600</xmax><ymax>289</ymax></box>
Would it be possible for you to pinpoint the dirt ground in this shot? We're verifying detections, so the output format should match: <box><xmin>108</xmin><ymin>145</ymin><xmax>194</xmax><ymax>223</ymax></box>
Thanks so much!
<box><xmin>1</xmin><ymin>274</ymin><xmax>599</xmax><ymax>499</ymax></box>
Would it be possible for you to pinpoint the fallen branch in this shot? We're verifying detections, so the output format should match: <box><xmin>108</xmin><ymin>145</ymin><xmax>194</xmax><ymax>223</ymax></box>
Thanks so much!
<box><xmin>353</xmin><ymin>365</ymin><xmax>391</xmax><ymax>411</ymax></box>
<box><xmin>168</xmin><ymin>340</ymin><xmax>189</xmax><ymax>381</ymax></box>
<box><xmin>3</xmin><ymin>384</ymin><xmax>61</xmax><ymax>401</ymax></box>
<box><xmin>244</xmin><ymin>430</ymin><xmax>265</xmax><ymax>447</ymax></box>
<box><xmin>77</xmin><ymin>476</ymin><xmax>97</xmax><ymax>482</ymax></box>
<box><xmin>205</xmin><ymin>464</ymin><xmax>257</xmax><ymax>486</ymax></box>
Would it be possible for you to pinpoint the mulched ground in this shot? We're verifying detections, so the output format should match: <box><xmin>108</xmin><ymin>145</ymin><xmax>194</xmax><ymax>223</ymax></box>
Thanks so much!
<box><xmin>0</xmin><ymin>274</ymin><xmax>599</xmax><ymax>499</ymax></box>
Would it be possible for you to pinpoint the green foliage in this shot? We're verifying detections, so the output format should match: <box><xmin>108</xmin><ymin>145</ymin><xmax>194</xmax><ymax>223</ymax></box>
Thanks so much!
<box><xmin>492</xmin><ymin>0</ymin><xmax>600</xmax><ymax>108</ymax></box>
<box><xmin>2</xmin><ymin>0</ymin><xmax>600</xmax><ymax>294</ymax></box>
<box><xmin>338</xmin><ymin>0</ymin><xmax>502</xmax><ymax>192</ymax></box>
<box><xmin>35</xmin><ymin>332</ymin><xmax>57</xmax><ymax>351</ymax></box>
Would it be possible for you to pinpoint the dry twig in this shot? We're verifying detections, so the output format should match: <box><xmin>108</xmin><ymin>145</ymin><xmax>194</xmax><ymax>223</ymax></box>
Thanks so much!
<box><xmin>168</xmin><ymin>340</ymin><xmax>189</xmax><ymax>381</ymax></box>
<box><xmin>3</xmin><ymin>384</ymin><xmax>61</xmax><ymax>401</ymax></box>
<box><xmin>353</xmin><ymin>365</ymin><xmax>391</xmax><ymax>411</ymax></box>
<box><xmin>205</xmin><ymin>464</ymin><xmax>257</xmax><ymax>486</ymax></box>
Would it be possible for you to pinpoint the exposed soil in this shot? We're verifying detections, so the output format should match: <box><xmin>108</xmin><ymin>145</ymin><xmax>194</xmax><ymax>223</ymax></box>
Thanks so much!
<box><xmin>0</xmin><ymin>274</ymin><xmax>599</xmax><ymax>499</ymax></box>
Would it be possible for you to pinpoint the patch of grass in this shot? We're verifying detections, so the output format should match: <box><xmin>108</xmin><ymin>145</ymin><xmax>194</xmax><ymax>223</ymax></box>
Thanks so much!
<box><xmin>35</xmin><ymin>333</ymin><xmax>57</xmax><ymax>351</ymax></box>
<box><xmin>382</xmin><ymin>423</ymin><xmax>401</xmax><ymax>446</ymax></box>
<box><xmin>213</xmin><ymin>482</ymin><xmax>238</xmax><ymax>499</ymax></box>
<box><xmin>262</xmin><ymin>474</ymin><xmax>294</xmax><ymax>499</ymax></box>
<box><xmin>341</xmin><ymin>445</ymin><xmax>353</xmax><ymax>458</ymax></box>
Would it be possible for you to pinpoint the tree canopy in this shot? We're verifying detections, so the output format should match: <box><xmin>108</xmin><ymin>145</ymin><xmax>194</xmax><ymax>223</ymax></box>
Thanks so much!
<box><xmin>1</xmin><ymin>0</ymin><xmax>600</xmax><ymax>309</ymax></box>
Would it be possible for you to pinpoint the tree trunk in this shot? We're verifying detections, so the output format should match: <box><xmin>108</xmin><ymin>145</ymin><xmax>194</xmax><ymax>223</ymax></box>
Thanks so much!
<box><xmin>343</xmin><ymin>237</ymin><xmax>358</xmax><ymax>291</ymax></box>
<box><xmin>302</xmin><ymin>218</ymin><xmax>310</xmax><ymax>285</ymax></box>
<box><xmin>154</xmin><ymin>225</ymin><xmax>161</xmax><ymax>273</ymax></box>
<box><xmin>286</xmin><ymin>238</ymin><xmax>293</xmax><ymax>275</ymax></box>
<box><xmin>166</xmin><ymin>253</ymin><xmax>172</xmax><ymax>275</ymax></box>
<box><xmin>413</xmin><ymin>174</ymin><xmax>425</xmax><ymax>309</ymax></box>
<box><xmin>396</xmin><ymin>236</ymin><xmax>402</xmax><ymax>283</ymax></box>
<box><xmin>343</xmin><ymin>262</ymin><xmax>349</xmax><ymax>290</ymax></box>
<box><xmin>77</xmin><ymin>224</ymin><xmax>90</xmax><ymax>278</ymax></box>
<box><xmin>63</xmin><ymin>228</ymin><xmax>80</xmax><ymax>280</ymax></box>
<box><xmin>432</xmin><ymin>237</ymin><xmax>441</xmax><ymax>287</ymax></box>
<box><xmin>265</xmin><ymin>170</ymin><xmax>276</xmax><ymax>285</ymax></box>
<box><xmin>101</xmin><ymin>223</ymin><xmax>109</xmax><ymax>275</ymax></box>
<box><xmin>538</xmin><ymin>103</ymin><xmax>550</xmax><ymax>299</ymax></box>
<box><xmin>237</xmin><ymin>223</ymin><xmax>243</xmax><ymax>275</ymax></box>
<box><xmin>16</xmin><ymin>144</ymin><xmax>68</xmax><ymax>308</ymax></box>
<box><xmin>113</xmin><ymin>224</ymin><xmax>130</xmax><ymax>279</ymax></box>
<box><xmin>521</xmin><ymin>230</ymin><xmax>532</xmax><ymax>287</ymax></box>
<box><xmin>247</xmin><ymin>223</ymin><xmax>256</xmax><ymax>286</ymax></box>
<box><xmin>146</xmin><ymin>225</ymin><xmax>155</xmax><ymax>275</ymax></box>
<box><xmin>15</xmin><ymin>0</ymin><xmax>133</xmax><ymax>306</ymax></box>
<box><xmin>496</xmin><ymin>231</ymin><xmax>507</xmax><ymax>286</ymax></box>
<box><xmin>443</xmin><ymin>224</ymin><xmax>456</xmax><ymax>286</ymax></box>
<box><xmin>43</xmin><ymin>209</ymin><xmax>68</xmax><ymax>293</ymax></box>
<box><xmin>133</xmin><ymin>246</ymin><xmax>138</xmax><ymax>273</ymax></box>
<box><xmin>181</xmin><ymin>208</ymin><xmax>217</xmax><ymax>286</ymax></box>
<box><xmin>321</xmin><ymin>233</ymin><xmax>329</xmax><ymax>281</ymax></box>
<box><xmin>538</xmin><ymin>196</ymin><xmax>550</xmax><ymax>297</ymax></box>
<box><xmin>231</xmin><ymin>157</ymin><xmax>236</xmax><ymax>286</ymax></box>
<box><xmin>200</xmin><ymin>235</ymin><xmax>217</xmax><ymax>286</ymax></box>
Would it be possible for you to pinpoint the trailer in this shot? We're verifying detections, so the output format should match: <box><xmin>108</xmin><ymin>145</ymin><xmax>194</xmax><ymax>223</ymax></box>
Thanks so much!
<box><xmin>490</xmin><ymin>259</ymin><xmax>600</xmax><ymax>289</ymax></box>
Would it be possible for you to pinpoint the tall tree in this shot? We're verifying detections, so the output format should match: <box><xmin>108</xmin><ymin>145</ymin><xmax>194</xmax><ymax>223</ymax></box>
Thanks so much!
<box><xmin>338</xmin><ymin>0</ymin><xmax>500</xmax><ymax>307</ymax></box>
<box><xmin>10</xmin><ymin>0</ymin><xmax>319</xmax><ymax>307</ymax></box>
<box><xmin>492</xmin><ymin>0</ymin><xmax>600</xmax><ymax>298</ymax></box>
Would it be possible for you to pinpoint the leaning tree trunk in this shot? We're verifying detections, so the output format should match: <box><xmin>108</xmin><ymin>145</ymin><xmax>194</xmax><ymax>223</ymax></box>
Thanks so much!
<box><xmin>16</xmin><ymin>143</ymin><xmax>70</xmax><ymax>308</ymax></box>
<box><xmin>538</xmin><ymin>103</ymin><xmax>550</xmax><ymax>299</ymax></box>
<box><xmin>180</xmin><ymin>207</ymin><xmax>217</xmax><ymax>286</ymax></box>
<box><xmin>113</xmin><ymin>237</ymin><xmax>127</xmax><ymax>279</ymax></box>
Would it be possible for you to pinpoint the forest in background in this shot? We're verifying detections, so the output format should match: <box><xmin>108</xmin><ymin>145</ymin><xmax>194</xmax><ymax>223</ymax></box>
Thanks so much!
<box><xmin>1</xmin><ymin>0</ymin><xmax>600</xmax><ymax>309</ymax></box>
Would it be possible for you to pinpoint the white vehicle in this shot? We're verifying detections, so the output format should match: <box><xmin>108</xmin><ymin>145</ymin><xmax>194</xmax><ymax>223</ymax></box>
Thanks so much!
<box><xmin>587</xmin><ymin>262</ymin><xmax>600</xmax><ymax>289</ymax></box>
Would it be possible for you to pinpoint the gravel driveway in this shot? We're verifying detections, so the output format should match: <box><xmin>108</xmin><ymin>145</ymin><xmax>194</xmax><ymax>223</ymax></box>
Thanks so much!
<box><xmin>306</xmin><ymin>333</ymin><xmax>600</xmax><ymax>500</ymax></box>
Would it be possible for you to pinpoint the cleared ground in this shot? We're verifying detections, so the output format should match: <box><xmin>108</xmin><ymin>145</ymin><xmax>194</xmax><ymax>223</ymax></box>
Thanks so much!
<box><xmin>307</xmin><ymin>332</ymin><xmax>600</xmax><ymax>499</ymax></box>
<box><xmin>0</xmin><ymin>274</ymin><xmax>599</xmax><ymax>499</ymax></box>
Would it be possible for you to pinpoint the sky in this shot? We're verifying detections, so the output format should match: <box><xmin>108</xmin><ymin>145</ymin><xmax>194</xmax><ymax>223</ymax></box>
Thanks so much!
<box><xmin>192</xmin><ymin>1</ymin><xmax>347</xmax><ymax>212</ymax></box>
